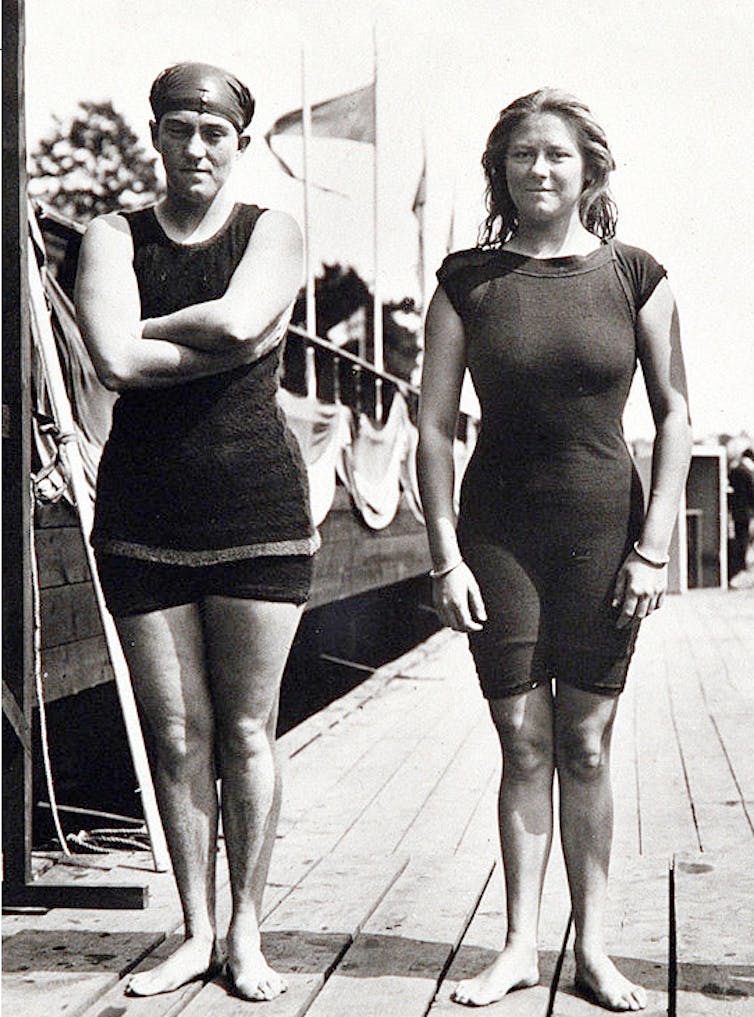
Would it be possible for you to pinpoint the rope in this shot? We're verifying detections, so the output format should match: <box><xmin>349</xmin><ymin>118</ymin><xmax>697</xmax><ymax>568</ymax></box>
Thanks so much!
<box><xmin>29</xmin><ymin>481</ymin><xmax>70</xmax><ymax>856</ymax></box>
<box><xmin>32</xmin><ymin>416</ymin><xmax>76</xmax><ymax>505</ymax></box>
<box><xmin>66</xmin><ymin>827</ymin><xmax>150</xmax><ymax>855</ymax></box>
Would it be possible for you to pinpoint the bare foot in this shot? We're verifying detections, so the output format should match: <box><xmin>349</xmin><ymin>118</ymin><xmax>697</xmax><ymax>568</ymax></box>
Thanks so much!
<box><xmin>225</xmin><ymin>951</ymin><xmax>288</xmax><ymax>1002</ymax></box>
<box><xmin>451</xmin><ymin>942</ymin><xmax>539</xmax><ymax>1006</ymax></box>
<box><xmin>575</xmin><ymin>951</ymin><xmax>647</xmax><ymax>1012</ymax></box>
<box><xmin>125</xmin><ymin>936</ymin><xmax>219</xmax><ymax>996</ymax></box>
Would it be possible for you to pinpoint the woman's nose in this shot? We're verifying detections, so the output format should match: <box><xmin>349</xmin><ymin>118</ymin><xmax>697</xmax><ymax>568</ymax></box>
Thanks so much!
<box><xmin>185</xmin><ymin>130</ymin><xmax>206</xmax><ymax>159</ymax></box>
<box><xmin>530</xmin><ymin>152</ymin><xmax>549</xmax><ymax>176</ymax></box>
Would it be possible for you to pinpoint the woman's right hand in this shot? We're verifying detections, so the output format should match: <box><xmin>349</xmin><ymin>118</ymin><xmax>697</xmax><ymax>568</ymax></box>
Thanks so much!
<box><xmin>432</xmin><ymin>562</ymin><xmax>487</xmax><ymax>632</ymax></box>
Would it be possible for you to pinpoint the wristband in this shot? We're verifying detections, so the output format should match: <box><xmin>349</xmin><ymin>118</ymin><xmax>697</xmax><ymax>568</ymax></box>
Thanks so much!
<box><xmin>632</xmin><ymin>541</ymin><xmax>669</xmax><ymax>568</ymax></box>
<box><xmin>429</xmin><ymin>559</ymin><xmax>463</xmax><ymax>579</ymax></box>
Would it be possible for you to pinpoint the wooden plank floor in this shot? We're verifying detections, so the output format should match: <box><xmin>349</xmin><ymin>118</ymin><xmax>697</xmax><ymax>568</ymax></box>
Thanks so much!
<box><xmin>3</xmin><ymin>589</ymin><xmax>753</xmax><ymax>1016</ymax></box>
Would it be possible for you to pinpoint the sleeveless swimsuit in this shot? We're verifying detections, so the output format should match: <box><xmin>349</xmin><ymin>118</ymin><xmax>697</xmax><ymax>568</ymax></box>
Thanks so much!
<box><xmin>93</xmin><ymin>203</ymin><xmax>318</xmax><ymax>615</ymax></box>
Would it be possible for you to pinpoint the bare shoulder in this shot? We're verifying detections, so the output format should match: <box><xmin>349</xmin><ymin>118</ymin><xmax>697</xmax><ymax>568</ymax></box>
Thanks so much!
<box><xmin>253</xmin><ymin>209</ymin><xmax>302</xmax><ymax>247</ymax></box>
<box><xmin>81</xmin><ymin>211</ymin><xmax>134</xmax><ymax>259</ymax></box>
<box><xmin>637</xmin><ymin>276</ymin><xmax>676</xmax><ymax>329</ymax></box>
<box><xmin>426</xmin><ymin>284</ymin><xmax>462</xmax><ymax>330</ymax></box>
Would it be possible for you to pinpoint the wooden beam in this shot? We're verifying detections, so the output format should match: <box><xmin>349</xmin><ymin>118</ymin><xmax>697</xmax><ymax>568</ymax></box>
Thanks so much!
<box><xmin>2</xmin><ymin>0</ymin><xmax>34</xmax><ymax>891</ymax></box>
<box><xmin>3</xmin><ymin>883</ymin><xmax>149</xmax><ymax>910</ymax></box>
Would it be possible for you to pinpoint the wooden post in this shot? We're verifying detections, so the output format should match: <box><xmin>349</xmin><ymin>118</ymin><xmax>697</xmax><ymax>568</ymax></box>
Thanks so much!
<box><xmin>1</xmin><ymin>0</ymin><xmax>148</xmax><ymax>907</ymax></box>
<box><xmin>2</xmin><ymin>0</ymin><xmax>34</xmax><ymax>892</ymax></box>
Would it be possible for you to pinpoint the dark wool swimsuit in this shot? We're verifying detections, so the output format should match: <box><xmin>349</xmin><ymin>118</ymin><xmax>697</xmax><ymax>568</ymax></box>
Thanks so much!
<box><xmin>93</xmin><ymin>203</ymin><xmax>318</xmax><ymax>616</ymax></box>
<box><xmin>438</xmin><ymin>241</ymin><xmax>666</xmax><ymax>698</ymax></box>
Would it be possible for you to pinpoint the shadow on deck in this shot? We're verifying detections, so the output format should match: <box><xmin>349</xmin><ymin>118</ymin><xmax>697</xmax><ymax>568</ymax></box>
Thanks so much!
<box><xmin>3</xmin><ymin>588</ymin><xmax>753</xmax><ymax>1017</ymax></box>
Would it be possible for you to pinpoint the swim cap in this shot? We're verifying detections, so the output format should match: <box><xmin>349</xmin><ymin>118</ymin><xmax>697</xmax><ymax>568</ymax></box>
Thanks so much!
<box><xmin>150</xmin><ymin>62</ymin><xmax>255</xmax><ymax>132</ymax></box>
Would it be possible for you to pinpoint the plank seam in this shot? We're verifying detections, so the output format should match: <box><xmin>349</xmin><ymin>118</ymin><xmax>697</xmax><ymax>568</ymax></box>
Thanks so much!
<box><xmin>545</xmin><ymin>909</ymin><xmax>573</xmax><ymax>1017</ymax></box>
<box><xmin>664</xmin><ymin>665</ymin><xmax>703</xmax><ymax>852</ymax></box>
<box><xmin>392</xmin><ymin>707</ymin><xmax>488</xmax><ymax>852</ymax></box>
<box><xmin>422</xmin><ymin>860</ymin><xmax>497</xmax><ymax>1017</ymax></box>
<box><xmin>452</xmin><ymin>761</ymin><xmax>498</xmax><ymax>856</ymax></box>
<box><xmin>668</xmin><ymin>856</ymin><xmax>677</xmax><ymax>1017</ymax></box>
<box><xmin>697</xmin><ymin>658</ymin><xmax>754</xmax><ymax>838</ymax></box>
<box><xmin>632</xmin><ymin>682</ymin><xmax>643</xmax><ymax>855</ymax></box>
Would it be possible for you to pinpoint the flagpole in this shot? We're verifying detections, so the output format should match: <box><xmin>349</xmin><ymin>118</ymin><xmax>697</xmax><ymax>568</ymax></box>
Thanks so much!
<box><xmin>418</xmin><ymin>130</ymin><xmax>427</xmax><ymax>314</ymax></box>
<box><xmin>372</xmin><ymin>21</ymin><xmax>383</xmax><ymax>422</ymax></box>
<box><xmin>301</xmin><ymin>49</ymin><xmax>315</xmax><ymax>337</ymax></box>
<box><xmin>300</xmin><ymin>48</ymin><xmax>317</xmax><ymax>400</ymax></box>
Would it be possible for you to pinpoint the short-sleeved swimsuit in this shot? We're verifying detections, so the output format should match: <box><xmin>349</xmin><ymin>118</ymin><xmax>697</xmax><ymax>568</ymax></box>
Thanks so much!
<box><xmin>437</xmin><ymin>241</ymin><xmax>666</xmax><ymax>698</ymax></box>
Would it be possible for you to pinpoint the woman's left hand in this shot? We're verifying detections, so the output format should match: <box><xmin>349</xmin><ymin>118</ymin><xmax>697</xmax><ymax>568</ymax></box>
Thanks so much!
<box><xmin>612</xmin><ymin>550</ymin><xmax>668</xmax><ymax>629</ymax></box>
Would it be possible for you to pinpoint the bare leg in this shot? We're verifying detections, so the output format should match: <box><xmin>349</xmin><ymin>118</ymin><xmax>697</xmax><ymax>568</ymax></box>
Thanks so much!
<box><xmin>556</xmin><ymin>684</ymin><xmax>646</xmax><ymax>1012</ymax></box>
<box><xmin>453</xmin><ymin>683</ymin><xmax>554</xmax><ymax>1006</ymax></box>
<box><xmin>203</xmin><ymin>596</ymin><xmax>303</xmax><ymax>1002</ymax></box>
<box><xmin>117</xmin><ymin>605</ymin><xmax>221</xmax><ymax>996</ymax></box>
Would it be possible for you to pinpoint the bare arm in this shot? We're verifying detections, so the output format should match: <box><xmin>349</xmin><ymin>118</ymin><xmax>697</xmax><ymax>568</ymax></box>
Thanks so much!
<box><xmin>140</xmin><ymin>210</ymin><xmax>303</xmax><ymax>357</ymax></box>
<box><xmin>417</xmin><ymin>286</ymin><xmax>486</xmax><ymax>631</ymax></box>
<box><xmin>614</xmin><ymin>278</ymin><xmax>693</xmax><ymax>625</ymax></box>
<box><xmin>75</xmin><ymin>213</ymin><xmax>255</xmax><ymax>391</ymax></box>
<box><xmin>635</xmin><ymin>279</ymin><xmax>693</xmax><ymax>555</ymax></box>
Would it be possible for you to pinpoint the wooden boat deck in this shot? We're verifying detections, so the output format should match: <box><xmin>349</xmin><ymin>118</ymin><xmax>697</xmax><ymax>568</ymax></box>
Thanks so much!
<box><xmin>4</xmin><ymin>587</ymin><xmax>753</xmax><ymax>1016</ymax></box>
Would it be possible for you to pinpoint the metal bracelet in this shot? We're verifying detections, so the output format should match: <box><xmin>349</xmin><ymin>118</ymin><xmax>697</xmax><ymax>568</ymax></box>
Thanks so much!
<box><xmin>429</xmin><ymin>559</ymin><xmax>463</xmax><ymax>580</ymax></box>
<box><xmin>632</xmin><ymin>541</ymin><xmax>669</xmax><ymax>568</ymax></box>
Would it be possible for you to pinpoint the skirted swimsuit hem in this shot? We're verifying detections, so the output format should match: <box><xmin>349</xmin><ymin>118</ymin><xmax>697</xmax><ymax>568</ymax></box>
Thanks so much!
<box><xmin>96</xmin><ymin>532</ymin><xmax>321</xmax><ymax>565</ymax></box>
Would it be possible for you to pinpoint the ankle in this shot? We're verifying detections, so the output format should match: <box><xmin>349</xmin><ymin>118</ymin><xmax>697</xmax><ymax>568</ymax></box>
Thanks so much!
<box><xmin>574</xmin><ymin>939</ymin><xmax>606</xmax><ymax>966</ymax></box>
<box><xmin>184</xmin><ymin>927</ymin><xmax>216</xmax><ymax>946</ymax></box>
<box><xmin>504</xmin><ymin>932</ymin><xmax>539</xmax><ymax>955</ymax></box>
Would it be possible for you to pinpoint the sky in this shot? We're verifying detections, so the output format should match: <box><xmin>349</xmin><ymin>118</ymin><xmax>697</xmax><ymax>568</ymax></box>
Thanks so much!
<box><xmin>24</xmin><ymin>0</ymin><xmax>754</xmax><ymax>441</ymax></box>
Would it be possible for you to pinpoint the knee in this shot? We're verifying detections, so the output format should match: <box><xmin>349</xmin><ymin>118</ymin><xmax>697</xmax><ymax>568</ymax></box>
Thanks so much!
<box><xmin>218</xmin><ymin>715</ymin><xmax>271</xmax><ymax>765</ymax></box>
<box><xmin>556</xmin><ymin>733</ymin><xmax>608</xmax><ymax>782</ymax></box>
<box><xmin>500</xmin><ymin>731</ymin><xmax>554</xmax><ymax>782</ymax></box>
<box><xmin>150</xmin><ymin>714</ymin><xmax>214</xmax><ymax>781</ymax></box>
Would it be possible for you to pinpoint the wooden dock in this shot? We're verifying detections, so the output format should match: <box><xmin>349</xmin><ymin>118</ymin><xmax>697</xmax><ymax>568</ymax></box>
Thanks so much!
<box><xmin>3</xmin><ymin>588</ymin><xmax>753</xmax><ymax>1016</ymax></box>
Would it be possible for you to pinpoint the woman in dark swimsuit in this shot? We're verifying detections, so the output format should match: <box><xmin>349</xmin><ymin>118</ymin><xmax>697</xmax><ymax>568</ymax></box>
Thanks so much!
<box><xmin>75</xmin><ymin>63</ymin><xmax>317</xmax><ymax>1002</ymax></box>
<box><xmin>417</xmin><ymin>88</ymin><xmax>692</xmax><ymax>1011</ymax></box>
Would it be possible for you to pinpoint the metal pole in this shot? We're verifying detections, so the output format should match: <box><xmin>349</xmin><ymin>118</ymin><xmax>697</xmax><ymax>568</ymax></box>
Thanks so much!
<box><xmin>372</xmin><ymin>21</ymin><xmax>383</xmax><ymax>422</ymax></box>
<box><xmin>301</xmin><ymin>48</ymin><xmax>316</xmax><ymax>339</ymax></box>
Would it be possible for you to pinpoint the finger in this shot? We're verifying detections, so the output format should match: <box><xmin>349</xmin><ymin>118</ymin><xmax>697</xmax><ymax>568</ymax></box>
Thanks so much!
<box><xmin>634</xmin><ymin>594</ymin><xmax>651</xmax><ymax>619</ymax></box>
<box><xmin>457</xmin><ymin>602</ymin><xmax>484</xmax><ymax>632</ymax></box>
<box><xmin>612</xmin><ymin>568</ymin><xmax>627</xmax><ymax>609</ymax></box>
<box><xmin>443</xmin><ymin>603</ymin><xmax>463</xmax><ymax>632</ymax></box>
<box><xmin>617</xmin><ymin>593</ymin><xmax>638</xmax><ymax>628</ymax></box>
<box><xmin>468</xmin><ymin>581</ymin><xmax>487</xmax><ymax>624</ymax></box>
<box><xmin>656</xmin><ymin>591</ymin><xmax>666</xmax><ymax>610</ymax></box>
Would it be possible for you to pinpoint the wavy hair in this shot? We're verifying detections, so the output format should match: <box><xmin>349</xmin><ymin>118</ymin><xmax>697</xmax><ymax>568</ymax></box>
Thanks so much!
<box><xmin>479</xmin><ymin>88</ymin><xmax>617</xmax><ymax>247</ymax></box>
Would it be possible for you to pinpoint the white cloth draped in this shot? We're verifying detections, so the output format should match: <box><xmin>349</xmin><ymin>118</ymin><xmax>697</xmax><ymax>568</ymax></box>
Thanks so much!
<box><xmin>33</xmin><ymin>262</ymin><xmax>477</xmax><ymax>532</ymax></box>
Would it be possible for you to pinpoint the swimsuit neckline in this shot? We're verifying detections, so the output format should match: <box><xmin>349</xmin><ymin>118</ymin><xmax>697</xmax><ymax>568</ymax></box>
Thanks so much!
<box><xmin>149</xmin><ymin>202</ymin><xmax>245</xmax><ymax>250</ymax></box>
<box><xmin>494</xmin><ymin>242</ymin><xmax>613</xmax><ymax>277</ymax></box>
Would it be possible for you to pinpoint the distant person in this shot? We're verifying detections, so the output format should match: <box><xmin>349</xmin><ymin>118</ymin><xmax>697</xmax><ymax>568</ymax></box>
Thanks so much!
<box><xmin>418</xmin><ymin>88</ymin><xmax>691</xmax><ymax>1011</ymax></box>
<box><xmin>75</xmin><ymin>63</ymin><xmax>318</xmax><ymax>1001</ymax></box>
<box><xmin>728</xmin><ymin>446</ymin><xmax>754</xmax><ymax>584</ymax></box>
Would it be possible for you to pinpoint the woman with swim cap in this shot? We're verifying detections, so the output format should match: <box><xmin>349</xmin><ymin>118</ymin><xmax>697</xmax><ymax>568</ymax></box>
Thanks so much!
<box><xmin>76</xmin><ymin>62</ymin><xmax>317</xmax><ymax>1002</ymax></box>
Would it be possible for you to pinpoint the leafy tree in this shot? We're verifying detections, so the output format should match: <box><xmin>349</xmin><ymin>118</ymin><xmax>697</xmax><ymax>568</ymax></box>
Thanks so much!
<box><xmin>29</xmin><ymin>100</ymin><xmax>160</xmax><ymax>222</ymax></box>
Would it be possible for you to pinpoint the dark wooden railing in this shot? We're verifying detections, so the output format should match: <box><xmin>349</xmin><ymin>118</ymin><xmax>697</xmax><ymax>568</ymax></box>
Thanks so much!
<box><xmin>283</xmin><ymin>323</ymin><xmax>476</xmax><ymax>441</ymax></box>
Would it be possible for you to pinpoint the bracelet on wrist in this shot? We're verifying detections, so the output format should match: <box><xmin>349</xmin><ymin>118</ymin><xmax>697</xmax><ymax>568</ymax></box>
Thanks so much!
<box><xmin>429</xmin><ymin>558</ymin><xmax>463</xmax><ymax>579</ymax></box>
<box><xmin>632</xmin><ymin>541</ymin><xmax>669</xmax><ymax>568</ymax></box>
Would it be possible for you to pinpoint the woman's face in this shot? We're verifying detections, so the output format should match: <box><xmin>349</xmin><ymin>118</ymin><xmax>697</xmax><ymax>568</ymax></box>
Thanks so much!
<box><xmin>152</xmin><ymin>110</ymin><xmax>247</xmax><ymax>205</ymax></box>
<box><xmin>505</xmin><ymin>112</ymin><xmax>586</xmax><ymax>227</ymax></box>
